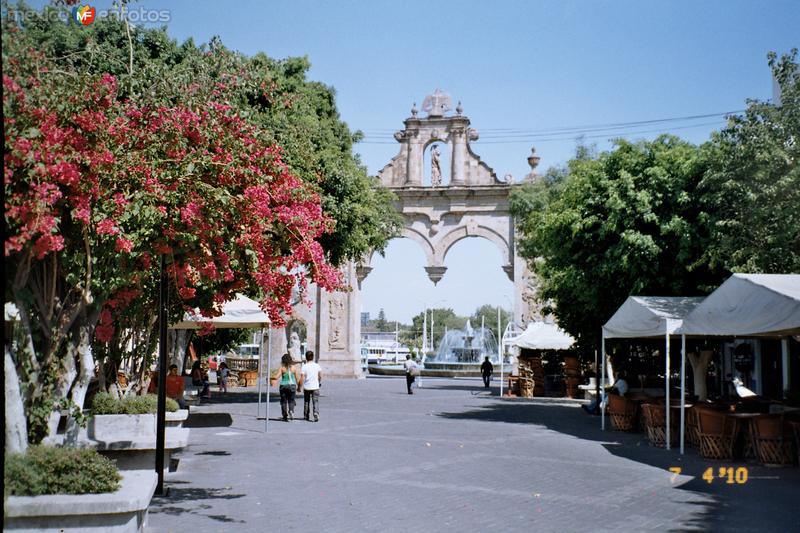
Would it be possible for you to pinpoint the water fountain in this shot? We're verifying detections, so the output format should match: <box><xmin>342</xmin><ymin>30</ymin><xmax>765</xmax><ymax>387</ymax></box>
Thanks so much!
<box><xmin>423</xmin><ymin>320</ymin><xmax>501</xmax><ymax>376</ymax></box>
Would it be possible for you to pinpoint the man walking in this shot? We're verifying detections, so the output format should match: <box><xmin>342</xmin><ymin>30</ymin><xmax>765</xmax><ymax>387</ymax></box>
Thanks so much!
<box><xmin>404</xmin><ymin>354</ymin><xmax>418</xmax><ymax>394</ymax></box>
<box><xmin>481</xmin><ymin>356</ymin><xmax>494</xmax><ymax>388</ymax></box>
<box><xmin>301</xmin><ymin>350</ymin><xmax>322</xmax><ymax>422</ymax></box>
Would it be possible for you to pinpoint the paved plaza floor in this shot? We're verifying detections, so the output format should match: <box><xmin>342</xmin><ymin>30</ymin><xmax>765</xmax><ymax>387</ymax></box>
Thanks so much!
<box><xmin>146</xmin><ymin>376</ymin><xmax>799</xmax><ymax>533</ymax></box>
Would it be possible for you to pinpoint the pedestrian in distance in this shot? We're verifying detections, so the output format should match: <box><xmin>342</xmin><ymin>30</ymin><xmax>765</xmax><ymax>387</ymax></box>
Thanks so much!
<box><xmin>191</xmin><ymin>360</ymin><xmax>211</xmax><ymax>399</ymax></box>
<box><xmin>166</xmin><ymin>364</ymin><xmax>187</xmax><ymax>409</ymax></box>
<box><xmin>300</xmin><ymin>350</ymin><xmax>322</xmax><ymax>422</ymax></box>
<box><xmin>278</xmin><ymin>353</ymin><xmax>300</xmax><ymax>421</ymax></box>
<box><xmin>404</xmin><ymin>354</ymin><xmax>418</xmax><ymax>394</ymax></box>
<box><xmin>481</xmin><ymin>356</ymin><xmax>494</xmax><ymax>388</ymax></box>
<box><xmin>218</xmin><ymin>361</ymin><xmax>229</xmax><ymax>395</ymax></box>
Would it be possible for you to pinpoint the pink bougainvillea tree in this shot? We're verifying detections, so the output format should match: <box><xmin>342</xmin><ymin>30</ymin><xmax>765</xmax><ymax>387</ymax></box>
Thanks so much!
<box><xmin>4</xmin><ymin>27</ymin><xmax>340</xmax><ymax>447</ymax></box>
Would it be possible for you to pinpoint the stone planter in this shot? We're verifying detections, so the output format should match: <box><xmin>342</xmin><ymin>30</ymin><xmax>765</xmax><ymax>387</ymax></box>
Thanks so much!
<box><xmin>166</xmin><ymin>409</ymin><xmax>189</xmax><ymax>428</ymax></box>
<box><xmin>87</xmin><ymin>428</ymin><xmax>190</xmax><ymax>472</ymax></box>
<box><xmin>88</xmin><ymin>414</ymin><xmax>155</xmax><ymax>441</ymax></box>
<box><xmin>3</xmin><ymin>469</ymin><xmax>157</xmax><ymax>533</ymax></box>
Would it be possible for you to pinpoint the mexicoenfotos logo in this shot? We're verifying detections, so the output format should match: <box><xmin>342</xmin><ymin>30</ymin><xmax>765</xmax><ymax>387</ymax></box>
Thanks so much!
<box><xmin>72</xmin><ymin>5</ymin><xmax>96</xmax><ymax>25</ymax></box>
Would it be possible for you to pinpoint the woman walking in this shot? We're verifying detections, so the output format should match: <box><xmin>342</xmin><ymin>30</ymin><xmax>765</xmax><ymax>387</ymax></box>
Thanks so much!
<box><xmin>277</xmin><ymin>353</ymin><xmax>300</xmax><ymax>421</ymax></box>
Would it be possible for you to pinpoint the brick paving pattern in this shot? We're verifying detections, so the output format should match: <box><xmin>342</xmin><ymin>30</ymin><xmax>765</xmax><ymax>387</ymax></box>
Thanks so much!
<box><xmin>146</xmin><ymin>377</ymin><xmax>800</xmax><ymax>533</ymax></box>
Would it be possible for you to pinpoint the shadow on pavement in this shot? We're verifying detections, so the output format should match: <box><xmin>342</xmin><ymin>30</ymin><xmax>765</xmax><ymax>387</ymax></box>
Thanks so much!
<box><xmin>150</xmin><ymin>486</ymin><xmax>247</xmax><ymax>524</ymax></box>
<box><xmin>198</xmin><ymin>391</ymin><xmax>280</xmax><ymax>404</ymax></box>
<box><xmin>436</xmin><ymin>401</ymin><xmax>800</xmax><ymax>533</ymax></box>
<box><xmin>184</xmin><ymin>412</ymin><xmax>234</xmax><ymax>428</ymax></box>
<box><xmin>194</xmin><ymin>450</ymin><xmax>231</xmax><ymax>456</ymax></box>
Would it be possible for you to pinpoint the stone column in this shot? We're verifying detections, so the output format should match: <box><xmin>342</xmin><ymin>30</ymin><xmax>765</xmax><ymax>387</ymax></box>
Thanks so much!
<box><xmin>450</xmin><ymin>127</ymin><xmax>466</xmax><ymax>186</ymax></box>
<box><xmin>406</xmin><ymin>137</ymin><xmax>423</xmax><ymax>186</ymax></box>
<box><xmin>316</xmin><ymin>262</ymin><xmax>361</xmax><ymax>378</ymax></box>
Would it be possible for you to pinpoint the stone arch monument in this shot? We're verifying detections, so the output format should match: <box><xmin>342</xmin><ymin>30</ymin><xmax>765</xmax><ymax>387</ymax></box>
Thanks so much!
<box><xmin>272</xmin><ymin>90</ymin><xmax>543</xmax><ymax>378</ymax></box>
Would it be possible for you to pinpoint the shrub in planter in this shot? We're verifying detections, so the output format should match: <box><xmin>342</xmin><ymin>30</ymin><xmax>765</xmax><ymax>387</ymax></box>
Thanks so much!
<box><xmin>91</xmin><ymin>392</ymin><xmax>179</xmax><ymax>415</ymax></box>
<box><xmin>4</xmin><ymin>445</ymin><xmax>121</xmax><ymax>497</ymax></box>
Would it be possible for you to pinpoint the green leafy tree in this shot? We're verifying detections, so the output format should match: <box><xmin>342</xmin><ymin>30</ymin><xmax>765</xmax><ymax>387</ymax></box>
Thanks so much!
<box><xmin>470</xmin><ymin>304</ymin><xmax>511</xmax><ymax>345</ymax></box>
<box><xmin>405</xmin><ymin>308</ymin><xmax>466</xmax><ymax>353</ymax></box>
<box><xmin>700</xmin><ymin>50</ymin><xmax>800</xmax><ymax>273</ymax></box>
<box><xmin>511</xmin><ymin>136</ymin><xmax>727</xmax><ymax>350</ymax></box>
<box><xmin>373</xmin><ymin>308</ymin><xmax>389</xmax><ymax>332</ymax></box>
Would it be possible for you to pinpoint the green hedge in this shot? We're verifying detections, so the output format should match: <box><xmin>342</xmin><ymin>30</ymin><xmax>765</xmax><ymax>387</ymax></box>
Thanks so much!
<box><xmin>91</xmin><ymin>392</ymin><xmax>179</xmax><ymax>415</ymax></box>
<box><xmin>4</xmin><ymin>446</ymin><xmax>121</xmax><ymax>497</ymax></box>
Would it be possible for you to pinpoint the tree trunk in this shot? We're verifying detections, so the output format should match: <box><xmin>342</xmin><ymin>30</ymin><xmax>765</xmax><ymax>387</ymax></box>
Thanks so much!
<box><xmin>169</xmin><ymin>329</ymin><xmax>191</xmax><ymax>367</ymax></box>
<box><xmin>65</xmin><ymin>321</ymin><xmax>95</xmax><ymax>446</ymax></box>
<box><xmin>5</xmin><ymin>347</ymin><xmax>28</xmax><ymax>454</ymax></box>
<box><xmin>43</xmin><ymin>340</ymin><xmax>78</xmax><ymax>444</ymax></box>
<box><xmin>688</xmin><ymin>350</ymin><xmax>713</xmax><ymax>401</ymax></box>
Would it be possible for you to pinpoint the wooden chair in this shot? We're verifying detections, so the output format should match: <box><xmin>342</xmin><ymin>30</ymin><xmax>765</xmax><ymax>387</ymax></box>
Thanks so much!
<box><xmin>641</xmin><ymin>403</ymin><xmax>676</xmax><ymax>448</ymax></box>
<box><xmin>685</xmin><ymin>406</ymin><xmax>700</xmax><ymax>448</ymax></box>
<box><xmin>696</xmin><ymin>409</ymin><xmax>737</xmax><ymax>460</ymax></box>
<box><xmin>751</xmin><ymin>415</ymin><xmax>794</xmax><ymax>467</ymax></box>
<box><xmin>608</xmin><ymin>394</ymin><xmax>638</xmax><ymax>432</ymax></box>
<box><xmin>789</xmin><ymin>421</ymin><xmax>800</xmax><ymax>466</ymax></box>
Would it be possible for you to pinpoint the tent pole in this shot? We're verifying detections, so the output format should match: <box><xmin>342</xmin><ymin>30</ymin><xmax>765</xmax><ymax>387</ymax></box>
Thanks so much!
<box><xmin>680</xmin><ymin>334</ymin><xmax>686</xmax><ymax>455</ymax></box>
<box><xmin>594</xmin><ymin>349</ymin><xmax>599</xmax><ymax>410</ymax></box>
<box><xmin>498</xmin><ymin>307</ymin><xmax>503</xmax><ymax>398</ymax></box>
<box><xmin>257</xmin><ymin>327</ymin><xmax>263</xmax><ymax>420</ymax></box>
<box><xmin>265</xmin><ymin>329</ymin><xmax>271</xmax><ymax>432</ymax></box>
<box><xmin>782</xmin><ymin>338</ymin><xmax>790</xmax><ymax>399</ymax></box>
<box><xmin>665</xmin><ymin>332</ymin><xmax>671</xmax><ymax>450</ymax></box>
<box><xmin>601</xmin><ymin>331</ymin><xmax>606</xmax><ymax>431</ymax></box>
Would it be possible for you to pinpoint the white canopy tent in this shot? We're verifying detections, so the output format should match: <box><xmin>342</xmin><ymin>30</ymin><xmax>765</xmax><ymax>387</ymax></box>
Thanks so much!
<box><xmin>507</xmin><ymin>321</ymin><xmax>576</xmax><ymax>351</ymax></box>
<box><xmin>171</xmin><ymin>294</ymin><xmax>274</xmax><ymax>431</ymax></box>
<box><xmin>601</xmin><ymin>296</ymin><xmax>705</xmax><ymax>448</ymax></box>
<box><xmin>675</xmin><ymin>274</ymin><xmax>800</xmax><ymax>453</ymax></box>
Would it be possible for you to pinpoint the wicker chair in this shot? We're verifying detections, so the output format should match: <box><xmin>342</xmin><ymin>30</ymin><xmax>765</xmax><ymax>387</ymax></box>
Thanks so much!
<box><xmin>790</xmin><ymin>421</ymin><xmax>800</xmax><ymax>466</ymax></box>
<box><xmin>751</xmin><ymin>415</ymin><xmax>794</xmax><ymax>467</ymax></box>
<box><xmin>685</xmin><ymin>406</ymin><xmax>701</xmax><ymax>448</ymax></box>
<box><xmin>696</xmin><ymin>409</ymin><xmax>737</xmax><ymax>460</ymax></box>
<box><xmin>641</xmin><ymin>403</ymin><xmax>677</xmax><ymax>448</ymax></box>
<box><xmin>608</xmin><ymin>394</ymin><xmax>638</xmax><ymax>432</ymax></box>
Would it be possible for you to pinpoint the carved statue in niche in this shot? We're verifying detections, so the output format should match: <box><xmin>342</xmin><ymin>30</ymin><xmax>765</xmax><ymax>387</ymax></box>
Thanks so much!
<box><xmin>327</xmin><ymin>294</ymin><xmax>346</xmax><ymax>350</ymax></box>
<box><xmin>430</xmin><ymin>145</ymin><xmax>442</xmax><ymax>187</ymax></box>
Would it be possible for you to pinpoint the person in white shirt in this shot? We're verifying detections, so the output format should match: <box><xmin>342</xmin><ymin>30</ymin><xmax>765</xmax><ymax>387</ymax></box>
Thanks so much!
<box><xmin>300</xmin><ymin>350</ymin><xmax>322</xmax><ymax>422</ymax></box>
<box><xmin>403</xmin><ymin>355</ymin><xmax>418</xmax><ymax>394</ymax></box>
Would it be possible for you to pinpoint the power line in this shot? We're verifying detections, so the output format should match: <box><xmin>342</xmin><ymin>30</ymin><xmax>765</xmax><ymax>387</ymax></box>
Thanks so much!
<box><xmin>356</xmin><ymin>118</ymin><xmax>730</xmax><ymax>145</ymax></box>
<box><xmin>355</xmin><ymin>109</ymin><xmax>743</xmax><ymax>143</ymax></box>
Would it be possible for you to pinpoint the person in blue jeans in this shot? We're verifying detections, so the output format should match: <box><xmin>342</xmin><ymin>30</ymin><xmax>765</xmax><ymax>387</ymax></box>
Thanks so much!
<box><xmin>278</xmin><ymin>353</ymin><xmax>300</xmax><ymax>421</ymax></box>
<box><xmin>300</xmin><ymin>350</ymin><xmax>322</xmax><ymax>422</ymax></box>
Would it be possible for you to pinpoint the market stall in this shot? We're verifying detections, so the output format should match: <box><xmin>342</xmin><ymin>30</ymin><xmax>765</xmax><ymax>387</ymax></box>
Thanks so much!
<box><xmin>601</xmin><ymin>296</ymin><xmax>705</xmax><ymax>448</ymax></box>
<box><xmin>507</xmin><ymin>322</ymin><xmax>576</xmax><ymax>397</ymax></box>
<box><xmin>172</xmin><ymin>294</ymin><xmax>273</xmax><ymax>429</ymax></box>
<box><xmin>676</xmin><ymin>274</ymin><xmax>800</xmax><ymax>454</ymax></box>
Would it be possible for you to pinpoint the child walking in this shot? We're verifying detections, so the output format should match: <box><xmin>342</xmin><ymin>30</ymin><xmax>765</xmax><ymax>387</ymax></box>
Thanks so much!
<box><xmin>218</xmin><ymin>361</ymin><xmax>229</xmax><ymax>395</ymax></box>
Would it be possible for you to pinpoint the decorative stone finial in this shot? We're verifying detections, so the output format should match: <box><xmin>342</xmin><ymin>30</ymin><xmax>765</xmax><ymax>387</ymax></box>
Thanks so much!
<box><xmin>456</xmin><ymin>101</ymin><xmax>463</xmax><ymax>116</ymax></box>
<box><xmin>422</xmin><ymin>88</ymin><xmax>452</xmax><ymax>118</ymax></box>
<box><xmin>411</xmin><ymin>102</ymin><xmax>418</xmax><ymax>117</ymax></box>
<box><xmin>527</xmin><ymin>146</ymin><xmax>540</xmax><ymax>171</ymax></box>
<box><xmin>525</xmin><ymin>146</ymin><xmax>541</xmax><ymax>183</ymax></box>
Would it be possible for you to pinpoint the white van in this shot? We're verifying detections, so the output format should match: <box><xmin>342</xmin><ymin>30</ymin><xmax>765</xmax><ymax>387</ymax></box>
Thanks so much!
<box><xmin>237</xmin><ymin>344</ymin><xmax>260</xmax><ymax>359</ymax></box>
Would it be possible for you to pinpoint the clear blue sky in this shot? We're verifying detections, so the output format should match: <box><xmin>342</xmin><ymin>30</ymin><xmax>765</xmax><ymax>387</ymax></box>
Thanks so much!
<box><xmin>31</xmin><ymin>0</ymin><xmax>799</xmax><ymax>323</ymax></box>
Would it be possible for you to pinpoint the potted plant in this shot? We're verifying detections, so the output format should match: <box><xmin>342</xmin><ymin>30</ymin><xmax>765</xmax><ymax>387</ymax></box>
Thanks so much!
<box><xmin>4</xmin><ymin>445</ymin><xmax>157</xmax><ymax>532</ymax></box>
